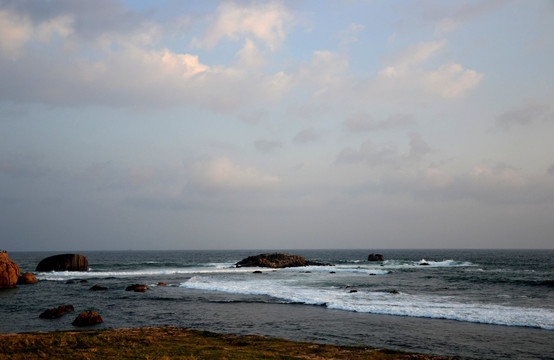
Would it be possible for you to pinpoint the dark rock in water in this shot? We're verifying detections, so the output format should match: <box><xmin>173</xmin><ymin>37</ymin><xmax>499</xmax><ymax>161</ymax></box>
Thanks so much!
<box><xmin>367</xmin><ymin>253</ymin><xmax>385</xmax><ymax>262</ymax></box>
<box><xmin>125</xmin><ymin>284</ymin><xmax>149</xmax><ymax>292</ymax></box>
<box><xmin>0</xmin><ymin>252</ymin><xmax>20</xmax><ymax>289</ymax></box>
<box><xmin>329</xmin><ymin>271</ymin><xmax>336</xmax><ymax>274</ymax></box>
<box><xmin>80</xmin><ymin>279</ymin><xmax>88</xmax><ymax>283</ymax></box>
<box><xmin>66</xmin><ymin>280</ymin><xmax>76</xmax><ymax>284</ymax></box>
<box><xmin>235</xmin><ymin>253</ymin><xmax>331</xmax><ymax>268</ymax></box>
<box><xmin>419</xmin><ymin>260</ymin><xmax>430</xmax><ymax>266</ymax></box>
<box><xmin>156</xmin><ymin>282</ymin><xmax>167</xmax><ymax>286</ymax></box>
<box><xmin>72</xmin><ymin>311</ymin><xmax>103</xmax><ymax>326</ymax></box>
<box><xmin>17</xmin><ymin>272</ymin><xmax>38</xmax><ymax>284</ymax></box>
<box><xmin>89</xmin><ymin>284</ymin><xmax>108</xmax><ymax>291</ymax></box>
<box><xmin>349</xmin><ymin>289</ymin><xmax>358</xmax><ymax>293</ymax></box>
<box><xmin>390</xmin><ymin>290</ymin><xmax>400</xmax><ymax>294</ymax></box>
<box><xmin>36</xmin><ymin>254</ymin><xmax>88</xmax><ymax>272</ymax></box>
<box><xmin>39</xmin><ymin>305</ymin><xmax>74</xmax><ymax>319</ymax></box>
<box><xmin>252</xmin><ymin>270</ymin><xmax>263</xmax><ymax>274</ymax></box>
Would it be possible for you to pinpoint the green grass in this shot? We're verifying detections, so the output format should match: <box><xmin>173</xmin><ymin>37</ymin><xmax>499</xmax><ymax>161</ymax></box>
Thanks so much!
<box><xmin>0</xmin><ymin>326</ymin><xmax>457</xmax><ymax>360</ymax></box>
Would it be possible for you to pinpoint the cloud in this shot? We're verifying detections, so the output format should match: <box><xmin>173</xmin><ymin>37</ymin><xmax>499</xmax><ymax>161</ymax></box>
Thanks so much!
<box><xmin>343</xmin><ymin>112</ymin><xmax>415</xmax><ymax>132</ymax></box>
<box><xmin>188</xmin><ymin>157</ymin><xmax>281</xmax><ymax>190</ymax></box>
<box><xmin>337</xmin><ymin>133</ymin><xmax>431</xmax><ymax>166</ymax></box>
<box><xmin>0</xmin><ymin>9</ymin><xmax>33</xmax><ymax>58</ymax></box>
<box><xmin>334</xmin><ymin>23</ymin><xmax>365</xmax><ymax>47</ymax></box>
<box><xmin>293</xmin><ymin>128</ymin><xmax>319</xmax><ymax>143</ymax></box>
<box><xmin>432</xmin><ymin>0</ymin><xmax>508</xmax><ymax>34</ymax></box>
<box><xmin>548</xmin><ymin>165</ymin><xmax>554</xmax><ymax>176</ymax></box>
<box><xmin>195</xmin><ymin>1</ymin><xmax>293</xmax><ymax>51</ymax></box>
<box><xmin>254</xmin><ymin>139</ymin><xmax>282</xmax><ymax>153</ymax></box>
<box><xmin>493</xmin><ymin>102</ymin><xmax>553</xmax><ymax>131</ymax></box>
<box><xmin>423</xmin><ymin>63</ymin><xmax>483</xmax><ymax>98</ymax></box>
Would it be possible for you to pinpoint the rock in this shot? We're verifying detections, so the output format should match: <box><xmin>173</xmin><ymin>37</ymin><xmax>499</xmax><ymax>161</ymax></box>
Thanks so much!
<box><xmin>89</xmin><ymin>284</ymin><xmax>108</xmax><ymax>291</ymax></box>
<box><xmin>156</xmin><ymin>282</ymin><xmax>167</xmax><ymax>286</ymax></box>
<box><xmin>349</xmin><ymin>289</ymin><xmax>358</xmax><ymax>293</ymax></box>
<box><xmin>0</xmin><ymin>252</ymin><xmax>20</xmax><ymax>289</ymax></box>
<box><xmin>39</xmin><ymin>305</ymin><xmax>74</xmax><ymax>319</ymax></box>
<box><xmin>235</xmin><ymin>253</ymin><xmax>331</xmax><ymax>268</ymax></box>
<box><xmin>252</xmin><ymin>270</ymin><xmax>263</xmax><ymax>274</ymax></box>
<box><xmin>125</xmin><ymin>284</ymin><xmax>149</xmax><ymax>292</ymax></box>
<box><xmin>419</xmin><ymin>259</ymin><xmax>430</xmax><ymax>266</ymax></box>
<box><xmin>66</xmin><ymin>280</ymin><xmax>76</xmax><ymax>284</ymax></box>
<box><xmin>389</xmin><ymin>290</ymin><xmax>400</xmax><ymax>294</ymax></box>
<box><xmin>36</xmin><ymin>254</ymin><xmax>88</xmax><ymax>272</ymax></box>
<box><xmin>329</xmin><ymin>271</ymin><xmax>336</xmax><ymax>274</ymax></box>
<box><xmin>17</xmin><ymin>272</ymin><xmax>38</xmax><ymax>284</ymax></box>
<box><xmin>72</xmin><ymin>311</ymin><xmax>103</xmax><ymax>327</ymax></box>
<box><xmin>367</xmin><ymin>253</ymin><xmax>385</xmax><ymax>262</ymax></box>
<box><xmin>79</xmin><ymin>279</ymin><xmax>88</xmax><ymax>283</ymax></box>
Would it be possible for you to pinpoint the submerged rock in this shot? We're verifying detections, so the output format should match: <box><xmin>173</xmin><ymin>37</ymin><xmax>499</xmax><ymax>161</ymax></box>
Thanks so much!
<box><xmin>36</xmin><ymin>254</ymin><xmax>88</xmax><ymax>272</ymax></box>
<box><xmin>39</xmin><ymin>305</ymin><xmax>74</xmax><ymax>319</ymax></box>
<box><xmin>235</xmin><ymin>253</ymin><xmax>331</xmax><ymax>268</ymax></box>
<box><xmin>17</xmin><ymin>272</ymin><xmax>38</xmax><ymax>284</ymax></box>
<box><xmin>72</xmin><ymin>311</ymin><xmax>103</xmax><ymax>327</ymax></box>
<box><xmin>0</xmin><ymin>252</ymin><xmax>20</xmax><ymax>289</ymax></box>
<box><xmin>125</xmin><ymin>284</ymin><xmax>149</xmax><ymax>292</ymax></box>
<box><xmin>367</xmin><ymin>253</ymin><xmax>385</xmax><ymax>262</ymax></box>
<box><xmin>89</xmin><ymin>284</ymin><xmax>108</xmax><ymax>291</ymax></box>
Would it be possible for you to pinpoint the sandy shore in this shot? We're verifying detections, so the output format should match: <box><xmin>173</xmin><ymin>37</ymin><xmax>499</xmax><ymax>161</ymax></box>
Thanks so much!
<box><xmin>0</xmin><ymin>326</ymin><xmax>458</xmax><ymax>359</ymax></box>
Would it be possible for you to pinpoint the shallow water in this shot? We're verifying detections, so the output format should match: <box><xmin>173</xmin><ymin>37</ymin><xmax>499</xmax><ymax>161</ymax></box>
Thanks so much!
<box><xmin>2</xmin><ymin>249</ymin><xmax>553</xmax><ymax>359</ymax></box>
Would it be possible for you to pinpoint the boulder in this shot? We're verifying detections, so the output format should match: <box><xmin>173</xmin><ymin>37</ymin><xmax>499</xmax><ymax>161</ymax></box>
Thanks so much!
<box><xmin>72</xmin><ymin>311</ymin><xmax>103</xmax><ymax>327</ymax></box>
<box><xmin>125</xmin><ymin>284</ymin><xmax>149</xmax><ymax>292</ymax></box>
<box><xmin>0</xmin><ymin>252</ymin><xmax>20</xmax><ymax>289</ymax></box>
<box><xmin>235</xmin><ymin>253</ymin><xmax>331</xmax><ymax>268</ymax></box>
<box><xmin>36</xmin><ymin>254</ymin><xmax>88</xmax><ymax>272</ymax></box>
<box><xmin>368</xmin><ymin>253</ymin><xmax>385</xmax><ymax>262</ymax></box>
<box><xmin>17</xmin><ymin>272</ymin><xmax>38</xmax><ymax>284</ymax></box>
<box><xmin>39</xmin><ymin>305</ymin><xmax>74</xmax><ymax>319</ymax></box>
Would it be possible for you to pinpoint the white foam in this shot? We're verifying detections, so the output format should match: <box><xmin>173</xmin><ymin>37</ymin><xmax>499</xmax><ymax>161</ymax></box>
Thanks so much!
<box><xmin>180</xmin><ymin>276</ymin><xmax>554</xmax><ymax>330</ymax></box>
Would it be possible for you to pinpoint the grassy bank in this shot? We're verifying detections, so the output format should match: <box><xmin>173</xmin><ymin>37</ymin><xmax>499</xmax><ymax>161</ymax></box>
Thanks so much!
<box><xmin>0</xmin><ymin>326</ymin><xmax>457</xmax><ymax>359</ymax></box>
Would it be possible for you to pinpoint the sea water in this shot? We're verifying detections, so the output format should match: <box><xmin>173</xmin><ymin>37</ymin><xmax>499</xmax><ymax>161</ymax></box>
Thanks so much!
<box><xmin>2</xmin><ymin>249</ymin><xmax>553</xmax><ymax>359</ymax></box>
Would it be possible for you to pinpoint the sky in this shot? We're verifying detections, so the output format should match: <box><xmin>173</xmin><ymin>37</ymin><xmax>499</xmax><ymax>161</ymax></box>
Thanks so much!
<box><xmin>1</xmin><ymin>0</ymin><xmax>553</xmax><ymax>251</ymax></box>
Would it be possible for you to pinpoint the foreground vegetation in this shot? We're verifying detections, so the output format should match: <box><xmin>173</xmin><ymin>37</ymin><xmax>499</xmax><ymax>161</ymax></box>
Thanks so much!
<box><xmin>0</xmin><ymin>326</ymin><xmax>457</xmax><ymax>360</ymax></box>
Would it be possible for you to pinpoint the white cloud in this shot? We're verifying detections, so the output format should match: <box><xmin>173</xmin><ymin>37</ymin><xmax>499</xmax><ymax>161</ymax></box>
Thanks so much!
<box><xmin>0</xmin><ymin>10</ymin><xmax>33</xmax><ymax>58</ymax></box>
<box><xmin>334</xmin><ymin>23</ymin><xmax>365</xmax><ymax>47</ymax></box>
<box><xmin>189</xmin><ymin>157</ymin><xmax>281</xmax><ymax>190</ymax></box>
<box><xmin>423</xmin><ymin>63</ymin><xmax>484</xmax><ymax>98</ymax></box>
<box><xmin>197</xmin><ymin>1</ymin><xmax>293</xmax><ymax>51</ymax></box>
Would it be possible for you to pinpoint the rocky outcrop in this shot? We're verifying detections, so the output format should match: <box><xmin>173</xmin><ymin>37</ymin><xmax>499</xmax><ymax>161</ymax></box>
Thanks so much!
<box><xmin>36</xmin><ymin>254</ymin><xmax>88</xmax><ymax>272</ymax></box>
<box><xmin>0</xmin><ymin>252</ymin><xmax>21</xmax><ymax>289</ymax></box>
<box><xmin>125</xmin><ymin>284</ymin><xmax>149</xmax><ymax>292</ymax></box>
<box><xmin>235</xmin><ymin>253</ymin><xmax>331</xmax><ymax>268</ymax></box>
<box><xmin>39</xmin><ymin>305</ymin><xmax>74</xmax><ymax>319</ymax></box>
<box><xmin>17</xmin><ymin>272</ymin><xmax>38</xmax><ymax>284</ymax></box>
<box><xmin>367</xmin><ymin>253</ymin><xmax>385</xmax><ymax>262</ymax></box>
<box><xmin>72</xmin><ymin>311</ymin><xmax>103</xmax><ymax>326</ymax></box>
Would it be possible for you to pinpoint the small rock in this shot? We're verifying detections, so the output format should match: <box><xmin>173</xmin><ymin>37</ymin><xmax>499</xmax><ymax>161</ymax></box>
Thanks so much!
<box><xmin>252</xmin><ymin>270</ymin><xmax>263</xmax><ymax>274</ymax></box>
<box><xmin>39</xmin><ymin>305</ymin><xmax>74</xmax><ymax>319</ymax></box>
<box><xmin>329</xmin><ymin>271</ymin><xmax>336</xmax><ymax>274</ymax></box>
<box><xmin>156</xmin><ymin>282</ymin><xmax>167</xmax><ymax>286</ymax></box>
<box><xmin>89</xmin><ymin>284</ymin><xmax>108</xmax><ymax>291</ymax></box>
<box><xmin>349</xmin><ymin>289</ymin><xmax>358</xmax><ymax>293</ymax></box>
<box><xmin>125</xmin><ymin>284</ymin><xmax>149</xmax><ymax>292</ymax></box>
<box><xmin>66</xmin><ymin>280</ymin><xmax>76</xmax><ymax>284</ymax></box>
<box><xmin>390</xmin><ymin>290</ymin><xmax>400</xmax><ymax>294</ymax></box>
<box><xmin>368</xmin><ymin>253</ymin><xmax>385</xmax><ymax>262</ymax></box>
<box><xmin>17</xmin><ymin>272</ymin><xmax>38</xmax><ymax>284</ymax></box>
<box><xmin>72</xmin><ymin>311</ymin><xmax>103</xmax><ymax>327</ymax></box>
<box><xmin>80</xmin><ymin>279</ymin><xmax>88</xmax><ymax>283</ymax></box>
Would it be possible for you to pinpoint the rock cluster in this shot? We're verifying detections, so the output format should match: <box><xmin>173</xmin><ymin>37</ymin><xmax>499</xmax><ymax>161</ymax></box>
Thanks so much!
<box><xmin>36</xmin><ymin>254</ymin><xmax>88</xmax><ymax>272</ymax></box>
<box><xmin>0</xmin><ymin>252</ymin><xmax>20</xmax><ymax>289</ymax></box>
<box><xmin>235</xmin><ymin>253</ymin><xmax>331</xmax><ymax>268</ymax></box>
<box><xmin>39</xmin><ymin>305</ymin><xmax>75</xmax><ymax>319</ymax></box>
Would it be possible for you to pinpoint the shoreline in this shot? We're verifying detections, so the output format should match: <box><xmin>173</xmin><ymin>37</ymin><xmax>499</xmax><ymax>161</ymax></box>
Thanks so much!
<box><xmin>0</xmin><ymin>326</ymin><xmax>458</xmax><ymax>360</ymax></box>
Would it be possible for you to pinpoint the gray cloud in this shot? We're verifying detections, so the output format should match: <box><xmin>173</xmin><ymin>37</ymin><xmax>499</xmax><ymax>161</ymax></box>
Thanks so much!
<box><xmin>493</xmin><ymin>102</ymin><xmax>553</xmax><ymax>131</ymax></box>
<box><xmin>343</xmin><ymin>112</ymin><xmax>415</xmax><ymax>132</ymax></box>
<box><xmin>293</xmin><ymin>128</ymin><xmax>319</xmax><ymax>143</ymax></box>
<box><xmin>254</xmin><ymin>139</ymin><xmax>282</xmax><ymax>153</ymax></box>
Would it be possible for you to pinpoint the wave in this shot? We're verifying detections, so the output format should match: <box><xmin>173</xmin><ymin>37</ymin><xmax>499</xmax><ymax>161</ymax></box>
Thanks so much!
<box><xmin>180</xmin><ymin>276</ymin><xmax>554</xmax><ymax>330</ymax></box>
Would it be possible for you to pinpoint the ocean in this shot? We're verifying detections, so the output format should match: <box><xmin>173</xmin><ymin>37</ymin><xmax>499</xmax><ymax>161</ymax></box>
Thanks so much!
<box><xmin>2</xmin><ymin>249</ymin><xmax>553</xmax><ymax>359</ymax></box>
